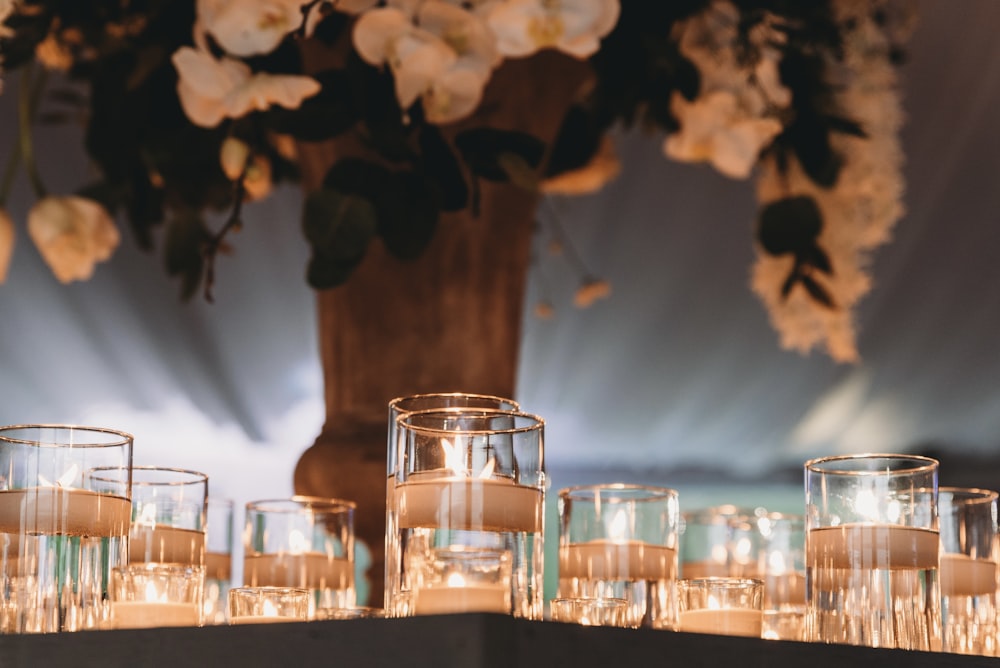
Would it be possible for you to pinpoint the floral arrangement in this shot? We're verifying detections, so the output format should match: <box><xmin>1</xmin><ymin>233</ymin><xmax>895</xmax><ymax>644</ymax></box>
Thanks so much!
<box><xmin>0</xmin><ymin>0</ymin><xmax>913</xmax><ymax>361</ymax></box>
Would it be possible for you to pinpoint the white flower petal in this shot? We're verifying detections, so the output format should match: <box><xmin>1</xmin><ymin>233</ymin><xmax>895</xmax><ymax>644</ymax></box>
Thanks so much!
<box><xmin>172</xmin><ymin>47</ymin><xmax>251</xmax><ymax>97</ymax></box>
<box><xmin>0</xmin><ymin>208</ymin><xmax>14</xmax><ymax>284</ymax></box>
<box><xmin>333</xmin><ymin>0</ymin><xmax>379</xmax><ymax>14</ymax></box>
<box><xmin>27</xmin><ymin>196</ymin><xmax>119</xmax><ymax>284</ymax></box>
<box><xmin>392</xmin><ymin>35</ymin><xmax>455</xmax><ymax>108</ymax></box>
<box><xmin>198</xmin><ymin>0</ymin><xmax>303</xmax><ymax>57</ymax></box>
<box><xmin>352</xmin><ymin>8</ymin><xmax>412</xmax><ymax>65</ymax></box>
<box><xmin>423</xmin><ymin>68</ymin><xmax>485</xmax><ymax>124</ymax></box>
<box><xmin>486</xmin><ymin>2</ymin><xmax>544</xmax><ymax>57</ymax></box>
<box><xmin>172</xmin><ymin>47</ymin><xmax>253</xmax><ymax>127</ymax></box>
<box><xmin>225</xmin><ymin>72</ymin><xmax>322</xmax><ymax>116</ymax></box>
<box><xmin>712</xmin><ymin>117</ymin><xmax>782</xmax><ymax>178</ymax></box>
<box><xmin>176</xmin><ymin>80</ymin><xmax>230</xmax><ymax>128</ymax></box>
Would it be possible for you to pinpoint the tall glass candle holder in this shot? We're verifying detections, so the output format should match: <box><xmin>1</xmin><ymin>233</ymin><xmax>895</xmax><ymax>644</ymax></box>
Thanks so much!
<box><xmin>804</xmin><ymin>454</ymin><xmax>941</xmax><ymax>651</ymax></box>
<box><xmin>243</xmin><ymin>497</ymin><xmax>355</xmax><ymax>615</ymax></box>
<box><xmin>390</xmin><ymin>410</ymin><xmax>544</xmax><ymax>619</ymax></box>
<box><xmin>0</xmin><ymin>425</ymin><xmax>133</xmax><ymax>633</ymax></box>
<box><xmin>124</xmin><ymin>467</ymin><xmax>208</xmax><ymax>567</ymax></box>
<box><xmin>204</xmin><ymin>497</ymin><xmax>235</xmax><ymax>625</ymax></box>
<box><xmin>938</xmin><ymin>487</ymin><xmax>998</xmax><ymax>656</ymax></box>
<box><xmin>557</xmin><ymin>484</ymin><xmax>679</xmax><ymax>629</ymax></box>
<box><xmin>385</xmin><ymin>393</ymin><xmax>518</xmax><ymax>611</ymax></box>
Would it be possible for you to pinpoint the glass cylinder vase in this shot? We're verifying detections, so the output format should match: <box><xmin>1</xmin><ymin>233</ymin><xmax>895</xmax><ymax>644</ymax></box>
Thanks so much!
<box><xmin>389</xmin><ymin>409</ymin><xmax>544</xmax><ymax>619</ymax></box>
<box><xmin>0</xmin><ymin>424</ymin><xmax>133</xmax><ymax>633</ymax></box>
<box><xmin>385</xmin><ymin>393</ymin><xmax>519</xmax><ymax>611</ymax></box>
<box><xmin>804</xmin><ymin>454</ymin><xmax>940</xmax><ymax>651</ymax></box>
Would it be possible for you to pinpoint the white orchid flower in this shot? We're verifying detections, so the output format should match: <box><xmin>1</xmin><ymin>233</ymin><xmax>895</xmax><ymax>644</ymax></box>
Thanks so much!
<box><xmin>664</xmin><ymin>90</ymin><xmax>782</xmax><ymax>179</ymax></box>
<box><xmin>27</xmin><ymin>196</ymin><xmax>120</xmax><ymax>284</ymax></box>
<box><xmin>485</xmin><ymin>0</ymin><xmax>619</xmax><ymax>59</ymax></box>
<box><xmin>354</xmin><ymin>1</ymin><xmax>499</xmax><ymax>124</ymax></box>
<box><xmin>0</xmin><ymin>0</ymin><xmax>16</xmax><ymax>38</ymax></box>
<box><xmin>0</xmin><ymin>208</ymin><xmax>14</xmax><ymax>283</ymax></box>
<box><xmin>172</xmin><ymin>46</ymin><xmax>321</xmax><ymax>128</ymax></box>
<box><xmin>197</xmin><ymin>0</ymin><xmax>306</xmax><ymax>57</ymax></box>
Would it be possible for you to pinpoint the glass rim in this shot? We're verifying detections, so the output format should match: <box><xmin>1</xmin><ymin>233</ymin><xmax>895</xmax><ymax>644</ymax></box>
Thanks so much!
<box><xmin>804</xmin><ymin>453</ymin><xmax>939</xmax><ymax>475</ymax></box>
<box><xmin>0</xmin><ymin>424</ymin><xmax>134</xmax><ymax>448</ymax></box>
<box><xmin>89</xmin><ymin>465</ymin><xmax>208</xmax><ymax>486</ymax></box>
<box><xmin>558</xmin><ymin>483</ymin><xmax>678</xmax><ymax>502</ymax></box>
<box><xmin>245</xmin><ymin>496</ymin><xmax>356</xmax><ymax>514</ymax></box>
<box><xmin>681</xmin><ymin>505</ymin><xmax>762</xmax><ymax>522</ymax></box>
<box><xmin>938</xmin><ymin>486</ymin><xmax>999</xmax><ymax>504</ymax></box>
<box><xmin>677</xmin><ymin>576</ymin><xmax>764</xmax><ymax>589</ymax></box>
<box><xmin>396</xmin><ymin>409</ymin><xmax>544</xmax><ymax>436</ymax></box>
<box><xmin>389</xmin><ymin>392</ymin><xmax>520</xmax><ymax>412</ymax></box>
<box><xmin>113</xmin><ymin>562</ymin><xmax>206</xmax><ymax>575</ymax></box>
<box><xmin>550</xmin><ymin>596</ymin><xmax>628</xmax><ymax>607</ymax></box>
<box><xmin>229</xmin><ymin>586</ymin><xmax>311</xmax><ymax>596</ymax></box>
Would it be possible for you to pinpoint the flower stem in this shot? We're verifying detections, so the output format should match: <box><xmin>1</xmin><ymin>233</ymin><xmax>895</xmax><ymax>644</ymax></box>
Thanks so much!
<box><xmin>18</xmin><ymin>63</ymin><xmax>49</xmax><ymax>199</ymax></box>
<box><xmin>543</xmin><ymin>195</ymin><xmax>594</xmax><ymax>279</ymax></box>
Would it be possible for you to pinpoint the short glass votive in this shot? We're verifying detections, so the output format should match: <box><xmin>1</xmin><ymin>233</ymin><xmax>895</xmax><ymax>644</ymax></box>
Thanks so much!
<box><xmin>122</xmin><ymin>467</ymin><xmax>208</xmax><ymax>567</ymax></box>
<box><xmin>385</xmin><ymin>393</ymin><xmax>519</xmax><ymax>611</ymax></box>
<box><xmin>204</xmin><ymin>497</ymin><xmax>235</xmax><ymax>625</ymax></box>
<box><xmin>109</xmin><ymin>563</ymin><xmax>204</xmax><ymax>629</ymax></box>
<box><xmin>676</xmin><ymin>577</ymin><xmax>764</xmax><ymax>638</ymax></box>
<box><xmin>939</xmin><ymin>487</ymin><xmax>998</xmax><ymax>656</ymax></box>
<box><xmin>805</xmin><ymin>454</ymin><xmax>940</xmax><ymax>651</ymax></box>
<box><xmin>549</xmin><ymin>597</ymin><xmax>630</xmax><ymax>627</ymax></box>
<box><xmin>228</xmin><ymin>587</ymin><xmax>310</xmax><ymax>624</ymax></box>
<box><xmin>243</xmin><ymin>497</ymin><xmax>355</xmax><ymax>613</ymax></box>
<box><xmin>315</xmin><ymin>606</ymin><xmax>387</xmax><ymax>620</ymax></box>
<box><xmin>410</xmin><ymin>546</ymin><xmax>512</xmax><ymax>616</ymax></box>
<box><xmin>557</xmin><ymin>484</ymin><xmax>679</xmax><ymax>629</ymax></box>
<box><xmin>391</xmin><ymin>410</ymin><xmax>545</xmax><ymax>619</ymax></box>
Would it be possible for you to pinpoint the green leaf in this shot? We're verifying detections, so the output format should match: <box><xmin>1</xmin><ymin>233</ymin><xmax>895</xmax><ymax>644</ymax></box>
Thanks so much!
<box><xmin>322</xmin><ymin>158</ymin><xmax>389</xmax><ymax>199</ymax></box>
<box><xmin>164</xmin><ymin>212</ymin><xmax>209</xmax><ymax>301</ymax></box>
<box><xmin>306</xmin><ymin>250</ymin><xmax>364</xmax><ymax>290</ymax></box>
<box><xmin>302</xmin><ymin>188</ymin><xmax>377</xmax><ymax>262</ymax></box>
<box><xmin>544</xmin><ymin>105</ymin><xmax>604</xmax><ymax>178</ymax></box>
<box><xmin>419</xmin><ymin>126</ymin><xmax>467</xmax><ymax>212</ymax></box>
<box><xmin>756</xmin><ymin>196</ymin><xmax>823</xmax><ymax>256</ymax></box>
<box><xmin>454</xmin><ymin>128</ymin><xmax>545</xmax><ymax>182</ymax></box>
<box><xmin>375</xmin><ymin>171</ymin><xmax>439</xmax><ymax>260</ymax></box>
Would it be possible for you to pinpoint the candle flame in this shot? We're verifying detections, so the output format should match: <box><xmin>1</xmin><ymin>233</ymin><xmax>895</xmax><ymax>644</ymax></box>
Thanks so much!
<box><xmin>288</xmin><ymin>529</ymin><xmax>309</xmax><ymax>555</ymax></box>
<box><xmin>262</xmin><ymin>598</ymin><xmax>279</xmax><ymax>617</ymax></box>
<box><xmin>137</xmin><ymin>502</ymin><xmax>158</xmax><ymax>527</ymax></box>
<box><xmin>145</xmin><ymin>580</ymin><xmax>164</xmax><ymax>602</ymax></box>
<box><xmin>477</xmin><ymin>457</ymin><xmax>495</xmax><ymax>480</ymax></box>
<box><xmin>608</xmin><ymin>509</ymin><xmax>629</xmax><ymax>542</ymax></box>
<box><xmin>707</xmin><ymin>594</ymin><xmax>721</xmax><ymax>610</ymax></box>
<box><xmin>446</xmin><ymin>572</ymin><xmax>466</xmax><ymax>588</ymax></box>
<box><xmin>440</xmin><ymin>438</ymin><xmax>496</xmax><ymax>479</ymax></box>
<box><xmin>37</xmin><ymin>463</ymin><xmax>80</xmax><ymax>488</ymax></box>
